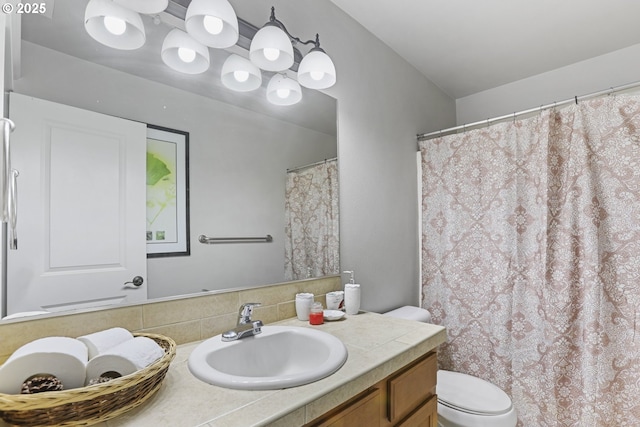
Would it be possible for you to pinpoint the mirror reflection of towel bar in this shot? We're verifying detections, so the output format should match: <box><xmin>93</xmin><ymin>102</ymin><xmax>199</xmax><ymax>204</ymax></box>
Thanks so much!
<box><xmin>198</xmin><ymin>235</ymin><xmax>273</xmax><ymax>244</ymax></box>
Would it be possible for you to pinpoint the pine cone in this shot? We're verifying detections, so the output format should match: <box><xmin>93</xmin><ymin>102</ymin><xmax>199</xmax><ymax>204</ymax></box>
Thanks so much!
<box><xmin>87</xmin><ymin>376</ymin><xmax>114</xmax><ymax>386</ymax></box>
<box><xmin>20</xmin><ymin>374</ymin><xmax>64</xmax><ymax>394</ymax></box>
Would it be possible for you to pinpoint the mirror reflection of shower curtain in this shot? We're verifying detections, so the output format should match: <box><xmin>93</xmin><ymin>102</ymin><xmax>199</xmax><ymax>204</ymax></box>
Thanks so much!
<box><xmin>285</xmin><ymin>159</ymin><xmax>339</xmax><ymax>280</ymax></box>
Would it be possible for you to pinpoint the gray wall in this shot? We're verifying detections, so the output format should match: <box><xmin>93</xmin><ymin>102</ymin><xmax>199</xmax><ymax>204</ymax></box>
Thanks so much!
<box><xmin>456</xmin><ymin>43</ymin><xmax>640</xmax><ymax>124</ymax></box>
<box><xmin>14</xmin><ymin>42</ymin><xmax>337</xmax><ymax>299</ymax></box>
<box><xmin>270</xmin><ymin>1</ymin><xmax>456</xmax><ymax>312</ymax></box>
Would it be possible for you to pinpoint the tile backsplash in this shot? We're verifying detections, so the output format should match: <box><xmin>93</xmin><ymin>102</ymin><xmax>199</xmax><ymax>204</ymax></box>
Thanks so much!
<box><xmin>0</xmin><ymin>275</ymin><xmax>341</xmax><ymax>362</ymax></box>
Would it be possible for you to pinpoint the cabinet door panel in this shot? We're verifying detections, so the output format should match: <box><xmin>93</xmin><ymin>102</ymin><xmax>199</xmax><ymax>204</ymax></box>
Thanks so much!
<box><xmin>312</xmin><ymin>388</ymin><xmax>381</xmax><ymax>427</ymax></box>
<box><xmin>396</xmin><ymin>395</ymin><xmax>437</xmax><ymax>427</ymax></box>
<box><xmin>388</xmin><ymin>352</ymin><xmax>437</xmax><ymax>423</ymax></box>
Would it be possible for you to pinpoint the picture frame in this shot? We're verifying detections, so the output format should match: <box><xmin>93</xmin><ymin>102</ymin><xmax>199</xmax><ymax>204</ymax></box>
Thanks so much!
<box><xmin>146</xmin><ymin>124</ymin><xmax>190</xmax><ymax>257</ymax></box>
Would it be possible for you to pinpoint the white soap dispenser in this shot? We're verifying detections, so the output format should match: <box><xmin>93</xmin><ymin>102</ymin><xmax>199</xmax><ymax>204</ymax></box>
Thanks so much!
<box><xmin>343</xmin><ymin>270</ymin><xmax>361</xmax><ymax>315</ymax></box>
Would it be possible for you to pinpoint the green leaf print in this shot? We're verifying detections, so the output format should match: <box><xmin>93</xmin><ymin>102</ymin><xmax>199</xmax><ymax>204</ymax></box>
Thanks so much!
<box><xmin>147</xmin><ymin>152</ymin><xmax>171</xmax><ymax>185</ymax></box>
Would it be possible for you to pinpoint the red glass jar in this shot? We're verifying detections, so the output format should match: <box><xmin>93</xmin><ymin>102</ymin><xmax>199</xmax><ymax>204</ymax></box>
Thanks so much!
<box><xmin>309</xmin><ymin>302</ymin><xmax>324</xmax><ymax>325</ymax></box>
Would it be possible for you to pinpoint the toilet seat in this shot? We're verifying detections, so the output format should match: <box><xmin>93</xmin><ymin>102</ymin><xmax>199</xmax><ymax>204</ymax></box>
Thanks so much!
<box><xmin>437</xmin><ymin>370</ymin><xmax>513</xmax><ymax>415</ymax></box>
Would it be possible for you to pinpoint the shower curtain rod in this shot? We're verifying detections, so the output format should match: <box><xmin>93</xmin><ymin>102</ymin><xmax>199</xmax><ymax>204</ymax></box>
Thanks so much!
<box><xmin>417</xmin><ymin>80</ymin><xmax>640</xmax><ymax>142</ymax></box>
<box><xmin>287</xmin><ymin>156</ymin><xmax>337</xmax><ymax>173</ymax></box>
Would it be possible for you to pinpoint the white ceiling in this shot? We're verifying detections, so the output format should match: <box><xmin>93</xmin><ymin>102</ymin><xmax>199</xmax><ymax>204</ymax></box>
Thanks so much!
<box><xmin>329</xmin><ymin>0</ymin><xmax>640</xmax><ymax>99</ymax></box>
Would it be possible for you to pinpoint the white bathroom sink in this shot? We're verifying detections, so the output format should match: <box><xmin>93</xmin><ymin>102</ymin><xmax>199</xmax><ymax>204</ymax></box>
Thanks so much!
<box><xmin>188</xmin><ymin>325</ymin><xmax>348</xmax><ymax>390</ymax></box>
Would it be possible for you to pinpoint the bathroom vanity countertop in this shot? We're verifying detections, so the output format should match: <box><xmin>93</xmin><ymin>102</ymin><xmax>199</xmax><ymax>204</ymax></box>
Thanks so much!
<box><xmin>99</xmin><ymin>311</ymin><xmax>446</xmax><ymax>427</ymax></box>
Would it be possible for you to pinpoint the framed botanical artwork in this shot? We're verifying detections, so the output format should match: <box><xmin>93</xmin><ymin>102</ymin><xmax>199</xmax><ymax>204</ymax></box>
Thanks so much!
<box><xmin>146</xmin><ymin>124</ymin><xmax>190</xmax><ymax>257</ymax></box>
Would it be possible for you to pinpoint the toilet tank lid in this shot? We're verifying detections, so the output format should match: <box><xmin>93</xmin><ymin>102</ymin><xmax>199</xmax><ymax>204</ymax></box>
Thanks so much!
<box><xmin>383</xmin><ymin>306</ymin><xmax>432</xmax><ymax>323</ymax></box>
<box><xmin>437</xmin><ymin>370</ymin><xmax>513</xmax><ymax>415</ymax></box>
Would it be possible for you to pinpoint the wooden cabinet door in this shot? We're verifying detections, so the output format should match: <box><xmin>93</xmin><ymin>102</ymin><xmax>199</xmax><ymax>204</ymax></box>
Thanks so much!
<box><xmin>395</xmin><ymin>395</ymin><xmax>437</xmax><ymax>427</ymax></box>
<box><xmin>306</xmin><ymin>351</ymin><xmax>439</xmax><ymax>427</ymax></box>
<box><xmin>387</xmin><ymin>352</ymin><xmax>437</xmax><ymax>423</ymax></box>
<box><xmin>311</xmin><ymin>388</ymin><xmax>381</xmax><ymax>427</ymax></box>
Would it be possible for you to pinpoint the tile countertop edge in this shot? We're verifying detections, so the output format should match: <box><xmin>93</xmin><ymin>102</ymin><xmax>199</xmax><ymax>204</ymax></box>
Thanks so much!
<box><xmin>204</xmin><ymin>312</ymin><xmax>447</xmax><ymax>427</ymax></box>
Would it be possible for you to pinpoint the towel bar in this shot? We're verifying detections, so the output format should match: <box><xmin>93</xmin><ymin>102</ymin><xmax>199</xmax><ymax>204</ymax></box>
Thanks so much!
<box><xmin>198</xmin><ymin>234</ymin><xmax>273</xmax><ymax>244</ymax></box>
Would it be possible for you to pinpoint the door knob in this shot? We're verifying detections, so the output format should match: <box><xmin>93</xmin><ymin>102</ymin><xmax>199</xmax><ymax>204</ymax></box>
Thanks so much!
<box><xmin>124</xmin><ymin>276</ymin><xmax>144</xmax><ymax>287</ymax></box>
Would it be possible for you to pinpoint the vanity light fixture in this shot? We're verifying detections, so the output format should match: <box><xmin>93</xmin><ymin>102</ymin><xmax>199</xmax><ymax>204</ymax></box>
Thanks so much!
<box><xmin>84</xmin><ymin>0</ymin><xmax>146</xmax><ymax>50</ymax></box>
<box><xmin>221</xmin><ymin>54</ymin><xmax>262</xmax><ymax>92</ymax></box>
<box><xmin>185</xmin><ymin>0</ymin><xmax>239</xmax><ymax>49</ymax></box>
<box><xmin>83</xmin><ymin>2</ymin><xmax>336</xmax><ymax>105</ymax></box>
<box><xmin>266</xmin><ymin>74</ymin><xmax>302</xmax><ymax>106</ymax></box>
<box><xmin>249</xmin><ymin>7</ymin><xmax>336</xmax><ymax>94</ymax></box>
<box><xmin>249</xmin><ymin>8</ymin><xmax>294</xmax><ymax>72</ymax></box>
<box><xmin>297</xmin><ymin>35</ymin><xmax>336</xmax><ymax>90</ymax></box>
<box><xmin>161</xmin><ymin>29</ymin><xmax>210</xmax><ymax>74</ymax></box>
<box><xmin>113</xmin><ymin>0</ymin><xmax>168</xmax><ymax>15</ymax></box>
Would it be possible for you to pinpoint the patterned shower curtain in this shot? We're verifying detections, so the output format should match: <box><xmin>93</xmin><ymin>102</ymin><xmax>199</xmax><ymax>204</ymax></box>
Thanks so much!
<box><xmin>284</xmin><ymin>159</ymin><xmax>339</xmax><ymax>281</ymax></box>
<box><xmin>420</xmin><ymin>94</ymin><xmax>640</xmax><ymax>426</ymax></box>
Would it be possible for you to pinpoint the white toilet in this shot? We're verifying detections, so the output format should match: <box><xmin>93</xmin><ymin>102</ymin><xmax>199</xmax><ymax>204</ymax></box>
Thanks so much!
<box><xmin>384</xmin><ymin>306</ymin><xmax>517</xmax><ymax>427</ymax></box>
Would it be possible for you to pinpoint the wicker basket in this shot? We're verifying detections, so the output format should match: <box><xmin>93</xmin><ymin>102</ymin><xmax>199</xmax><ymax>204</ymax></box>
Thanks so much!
<box><xmin>0</xmin><ymin>333</ymin><xmax>176</xmax><ymax>426</ymax></box>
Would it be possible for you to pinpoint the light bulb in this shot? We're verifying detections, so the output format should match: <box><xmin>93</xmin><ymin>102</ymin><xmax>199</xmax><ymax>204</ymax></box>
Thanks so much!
<box><xmin>310</xmin><ymin>71</ymin><xmax>325</xmax><ymax>81</ymax></box>
<box><xmin>277</xmin><ymin>88</ymin><xmax>290</xmax><ymax>99</ymax></box>
<box><xmin>203</xmin><ymin>15</ymin><xmax>223</xmax><ymax>35</ymax></box>
<box><xmin>178</xmin><ymin>47</ymin><xmax>196</xmax><ymax>63</ymax></box>
<box><xmin>233</xmin><ymin>70</ymin><xmax>249</xmax><ymax>82</ymax></box>
<box><xmin>263</xmin><ymin>47</ymin><xmax>280</xmax><ymax>61</ymax></box>
<box><xmin>104</xmin><ymin>16</ymin><xmax>126</xmax><ymax>35</ymax></box>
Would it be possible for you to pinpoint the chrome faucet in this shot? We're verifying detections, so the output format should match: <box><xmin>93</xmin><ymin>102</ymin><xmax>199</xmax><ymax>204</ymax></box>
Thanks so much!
<box><xmin>221</xmin><ymin>303</ymin><xmax>263</xmax><ymax>341</ymax></box>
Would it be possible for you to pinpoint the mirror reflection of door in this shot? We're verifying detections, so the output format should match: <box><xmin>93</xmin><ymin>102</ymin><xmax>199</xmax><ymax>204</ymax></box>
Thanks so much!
<box><xmin>6</xmin><ymin>93</ymin><xmax>148</xmax><ymax>316</ymax></box>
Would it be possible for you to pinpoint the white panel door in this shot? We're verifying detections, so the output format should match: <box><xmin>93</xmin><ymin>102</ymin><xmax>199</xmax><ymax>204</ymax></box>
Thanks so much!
<box><xmin>7</xmin><ymin>93</ymin><xmax>147</xmax><ymax>315</ymax></box>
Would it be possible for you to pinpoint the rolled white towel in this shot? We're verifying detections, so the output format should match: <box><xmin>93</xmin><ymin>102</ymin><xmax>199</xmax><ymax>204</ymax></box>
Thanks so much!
<box><xmin>78</xmin><ymin>327</ymin><xmax>134</xmax><ymax>359</ymax></box>
<box><xmin>85</xmin><ymin>336</ymin><xmax>164</xmax><ymax>384</ymax></box>
<box><xmin>0</xmin><ymin>337</ymin><xmax>88</xmax><ymax>394</ymax></box>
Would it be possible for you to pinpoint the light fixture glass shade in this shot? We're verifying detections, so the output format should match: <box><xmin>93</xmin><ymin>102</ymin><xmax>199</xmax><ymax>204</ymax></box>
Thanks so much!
<box><xmin>221</xmin><ymin>54</ymin><xmax>262</xmax><ymax>92</ymax></box>
<box><xmin>84</xmin><ymin>0</ymin><xmax>145</xmax><ymax>50</ymax></box>
<box><xmin>250</xmin><ymin>24</ymin><xmax>294</xmax><ymax>72</ymax></box>
<box><xmin>298</xmin><ymin>49</ymin><xmax>336</xmax><ymax>89</ymax></box>
<box><xmin>161</xmin><ymin>29</ymin><xmax>210</xmax><ymax>74</ymax></box>
<box><xmin>113</xmin><ymin>0</ymin><xmax>168</xmax><ymax>14</ymax></box>
<box><xmin>266</xmin><ymin>74</ymin><xmax>302</xmax><ymax>106</ymax></box>
<box><xmin>185</xmin><ymin>0</ymin><xmax>239</xmax><ymax>48</ymax></box>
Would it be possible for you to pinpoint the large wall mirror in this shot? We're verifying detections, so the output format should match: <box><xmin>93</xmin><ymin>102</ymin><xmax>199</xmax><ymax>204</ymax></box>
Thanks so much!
<box><xmin>2</xmin><ymin>0</ymin><xmax>338</xmax><ymax>319</ymax></box>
